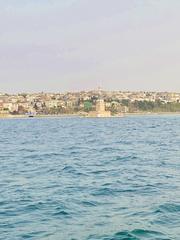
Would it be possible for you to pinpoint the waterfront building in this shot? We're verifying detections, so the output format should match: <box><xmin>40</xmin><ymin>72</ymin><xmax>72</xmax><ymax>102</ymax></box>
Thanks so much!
<box><xmin>88</xmin><ymin>98</ymin><xmax>111</xmax><ymax>117</ymax></box>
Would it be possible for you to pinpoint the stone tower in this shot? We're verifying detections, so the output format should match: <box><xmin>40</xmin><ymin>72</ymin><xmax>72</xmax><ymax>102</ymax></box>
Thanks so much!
<box><xmin>96</xmin><ymin>99</ymin><xmax>105</xmax><ymax>112</ymax></box>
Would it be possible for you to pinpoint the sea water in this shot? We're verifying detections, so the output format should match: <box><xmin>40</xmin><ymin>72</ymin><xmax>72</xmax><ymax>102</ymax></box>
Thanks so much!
<box><xmin>0</xmin><ymin>116</ymin><xmax>180</xmax><ymax>240</ymax></box>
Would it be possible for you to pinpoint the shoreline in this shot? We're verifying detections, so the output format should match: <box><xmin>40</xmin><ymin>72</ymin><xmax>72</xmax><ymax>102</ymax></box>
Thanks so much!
<box><xmin>0</xmin><ymin>112</ymin><xmax>180</xmax><ymax>119</ymax></box>
<box><xmin>125</xmin><ymin>112</ymin><xmax>180</xmax><ymax>116</ymax></box>
<box><xmin>0</xmin><ymin>114</ymin><xmax>81</xmax><ymax>119</ymax></box>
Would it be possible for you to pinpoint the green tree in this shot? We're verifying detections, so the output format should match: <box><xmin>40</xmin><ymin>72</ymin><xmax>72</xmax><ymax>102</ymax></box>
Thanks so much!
<box><xmin>84</xmin><ymin>101</ymin><xmax>92</xmax><ymax>112</ymax></box>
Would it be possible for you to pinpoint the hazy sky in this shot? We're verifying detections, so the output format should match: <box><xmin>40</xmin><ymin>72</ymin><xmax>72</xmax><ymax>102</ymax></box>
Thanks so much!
<box><xmin>0</xmin><ymin>0</ymin><xmax>180</xmax><ymax>93</ymax></box>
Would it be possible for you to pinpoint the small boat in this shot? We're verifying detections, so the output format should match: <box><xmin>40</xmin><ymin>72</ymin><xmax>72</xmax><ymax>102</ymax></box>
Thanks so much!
<box><xmin>27</xmin><ymin>111</ymin><xmax>36</xmax><ymax>118</ymax></box>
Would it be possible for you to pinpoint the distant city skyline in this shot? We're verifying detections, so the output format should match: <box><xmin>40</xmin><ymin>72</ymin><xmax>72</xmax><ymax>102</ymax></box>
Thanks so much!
<box><xmin>1</xmin><ymin>0</ymin><xmax>180</xmax><ymax>93</ymax></box>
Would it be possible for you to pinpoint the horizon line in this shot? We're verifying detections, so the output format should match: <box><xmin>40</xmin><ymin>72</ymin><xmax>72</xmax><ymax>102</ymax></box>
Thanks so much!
<box><xmin>1</xmin><ymin>89</ymin><xmax>180</xmax><ymax>95</ymax></box>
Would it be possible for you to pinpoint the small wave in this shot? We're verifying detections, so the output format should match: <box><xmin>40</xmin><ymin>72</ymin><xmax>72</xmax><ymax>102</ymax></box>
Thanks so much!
<box><xmin>24</xmin><ymin>204</ymin><xmax>40</xmax><ymax>211</ymax></box>
<box><xmin>53</xmin><ymin>210</ymin><xmax>69</xmax><ymax>216</ymax></box>
<box><xmin>87</xmin><ymin>229</ymin><xmax>169</xmax><ymax>240</ymax></box>
<box><xmin>155</xmin><ymin>203</ymin><xmax>180</xmax><ymax>213</ymax></box>
<box><xmin>24</xmin><ymin>152</ymin><xmax>64</xmax><ymax>160</ymax></box>
<box><xmin>24</xmin><ymin>202</ymin><xmax>45</xmax><ymax>212</ymax></box>
<box><xmin>0</xmin><ymin>201</ymin><xmax>8</xmax><ymax>206</ymax></box>
<box><xmin>91</xmin><ymin>187</ymin><xmax>116</xmax><ymax>196</ymax></box>
<box><xmin>92</xmin><ymin>187</ymin><xmax>135</xmax><ymax>197</ymax></box>
<box><xmin>131</xmin><ymin>229</ymin><xmax>169</xmax><ymax>239</ymax></box>
<box><xmin>115</xmin><ymin>155</ymin><xmax>138</xmax><ymax>161</ymax></box>
<box><xmin>81</xmin><ymin>200</ymin><xmax>97</xmax><ymax>207</ymax></box>
<box><xmin>0</xmin><ymin>209</ymin><xmax>18</xmax><ymax>217</ymax></box>
<box><xmin>21</xmin><ymin>231</ymin><xmax>46</xmax><ymax>239</ymax></box>
<box><xmin>87</xmin><ymin>231</ymin><xmax>136</xmax><ymax>240</ymax></box>
<box><xmin>52</xmin><ymin>206</ymin><xmax>70</xmax><ymax>218</ymax></box>
<box><xmin>62</xmin><ymin>166</ymin><xmax>75</xmax><ymax>172</ymax></box>
<box><xmin>91</xmin><ymin>170</ymin><xmax>109</xmax><ymax>174</ymax></box>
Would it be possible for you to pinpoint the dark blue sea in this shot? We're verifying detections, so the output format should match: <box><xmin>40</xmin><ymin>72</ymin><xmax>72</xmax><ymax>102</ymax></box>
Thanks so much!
<box><xmin>0</xmin><ymin>116</ymin><xmax>180</xmax><ymax>240</ymax></box>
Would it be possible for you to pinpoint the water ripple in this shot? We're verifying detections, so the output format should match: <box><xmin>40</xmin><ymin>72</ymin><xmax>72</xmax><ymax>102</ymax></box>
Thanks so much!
<box><xmin>0</xmin><ymin>116</ymin><xmax>180</xmax><ymax>239</ymax></box>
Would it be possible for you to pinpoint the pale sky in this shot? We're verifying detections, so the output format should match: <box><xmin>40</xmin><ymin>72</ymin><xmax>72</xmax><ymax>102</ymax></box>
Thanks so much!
<box><xmin>0</xmin><ymin>0</ymin><xmax>180</xmax><ymax>93</ymax></box>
